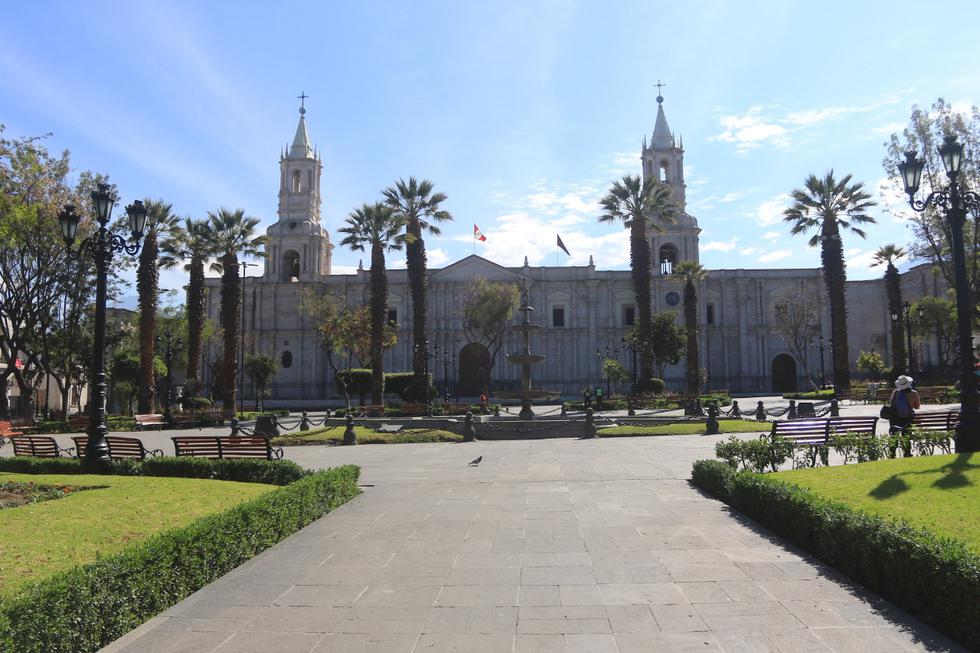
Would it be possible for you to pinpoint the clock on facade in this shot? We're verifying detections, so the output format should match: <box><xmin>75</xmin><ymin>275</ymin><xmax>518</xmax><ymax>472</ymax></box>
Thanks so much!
<box><xmin>665</xmin><ymin>291</ymin><xmax>680</xmax><ymax>306</ymax></box>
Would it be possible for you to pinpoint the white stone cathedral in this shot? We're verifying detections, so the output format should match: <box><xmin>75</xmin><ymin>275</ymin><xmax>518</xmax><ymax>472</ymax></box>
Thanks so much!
<box><xmin>203</xmin><ymin>98</ymin><xmax>946</xmax><ymax>404</ymax></box>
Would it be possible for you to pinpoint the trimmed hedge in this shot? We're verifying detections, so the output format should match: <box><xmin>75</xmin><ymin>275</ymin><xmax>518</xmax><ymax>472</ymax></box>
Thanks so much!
<box><xmin>0</xmin><ymin>464</ymin><xmax>360</xmax><ymax>653</ymax></box>
<box><xmin>0</xmin><ymin>456</ymin><xmax>306</xmax><ymax>486</ymax></box>
<box><xmin>690</xmin><ymin>459</ymin><xmax>980</xmax><ymax>649</ymax></box>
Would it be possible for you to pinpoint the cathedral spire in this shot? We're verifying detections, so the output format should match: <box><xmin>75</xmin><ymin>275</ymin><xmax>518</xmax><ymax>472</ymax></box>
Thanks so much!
<box><xmin>288</xmin><ymin>94</ymin><xmax>314</xmax><ymax>160</ymax></box>
<box><xmin>651</xmin><ymin>93</ymin><xmax>675</xmax><ymax>150</ymax></box>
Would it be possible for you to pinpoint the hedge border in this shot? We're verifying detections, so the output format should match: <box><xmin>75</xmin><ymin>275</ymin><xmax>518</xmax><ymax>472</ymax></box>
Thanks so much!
<box><xmin>0</xmin><ymin>461</ymin><xmax>361</xmax><ymax>653</ymax></box>
<box><xmin>690</xmin><ymin>459</ymin><xmax>980</xmax><ymax>649</ymax></box>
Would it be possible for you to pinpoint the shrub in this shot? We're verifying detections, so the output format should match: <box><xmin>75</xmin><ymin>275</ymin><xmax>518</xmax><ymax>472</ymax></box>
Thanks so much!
<box><xmin>0</xmin><ymin>456</ymin><xmax>305</xmax><ymax>485</ymax></box>
<box><xmin>690</xmin><ymin>461</ymin><xmax>980</xmax><ymax>649</ymax></box>
<box><xmin>0</xmin><ymin>465</ymin><xmax>361</xmax><ymax>653</ymax></box>
<box><xmin>335</xmin><ymin>368</ymin><xmax>372</xmax><ymax>400</ymax></box>
<box><xmin>183</xmin><ymin>396</ymin><xmax>213</xmax><ymax>411</ymax></box>
<box><xmin>634</xmin><ymin>377</ymin><xmax>665</xmax><ymax>394</ymax></box>
<box><xmin>399</xmin><ymin>374</ymin><xmax>436</xmax><ymax>402</ymax></box>
<box><xmin>713</xmin><ymin>434</ymin><xmax>792</xmax><ymax>472</ymax></box>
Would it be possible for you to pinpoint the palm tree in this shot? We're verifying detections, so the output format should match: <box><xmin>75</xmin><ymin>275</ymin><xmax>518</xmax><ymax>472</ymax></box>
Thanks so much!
<box><xmin>674</xmin><ymin>261</ymin><xmax>708</xmax><ymax>395</ymax></box>
<box><xmin>172</xmin><ymin>218</ymin><xmax>217</xmax><ymax>398</ymax></box>
<box><xmin>339</xmin><ymin>203</ymin><xmax>407</xmax><ymax>409</ymax></box>
<box><xmin>784</xmin><ymin>172</ymin><xmax>876</xmax><ymax>392</ymax></box>
<box><xmin>599</xmin><ymin>175</ymin><xmax>677</xmax><ymax>381</ymax></box>
<box><xmin>207</xmin><ymin>208</ymin><xmax>266</xmax><ymax>418</ymax></box>
<box><xmin>136</xmin><ymin>200</ymin><xmax>182</xmax><ymax>414</ymax></box>
<box><xmin>872</xmin><ymin>244</ymin><xmax>908</xmax><ymax>376</ymax></box>
<box><xmin>383</xmin><ymin>178</ymin><xmax>452</xmax><ymax>388</ymax></box>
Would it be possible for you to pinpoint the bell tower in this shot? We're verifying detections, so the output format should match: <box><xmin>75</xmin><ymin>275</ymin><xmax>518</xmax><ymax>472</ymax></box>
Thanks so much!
<box><xmin>641</xmin><ymin>89</ymin><xmax>700</xmax><ymax>273</ymax></box>
<box><xmin>264</xmin><ymin>95</ymin><xmax>333</xmax><ymax>282</ymax></box>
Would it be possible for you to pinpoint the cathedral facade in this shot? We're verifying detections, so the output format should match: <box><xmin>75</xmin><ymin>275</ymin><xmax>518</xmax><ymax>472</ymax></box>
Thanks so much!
<box><xmin>202</xmin><ymin>100</ymin><xmax>944</xmax><ymax>404</ymax></box>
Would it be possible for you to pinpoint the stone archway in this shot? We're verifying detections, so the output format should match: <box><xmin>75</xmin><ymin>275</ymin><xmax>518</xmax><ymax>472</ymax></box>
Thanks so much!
<box><xmin>772</xmin><ymin>353</ymin><xmax>798</xmax><ymax>393</ymax></box>
<box><xmin>458</xmin><ymin>343</ymin><xmax>491</xmax><ymax>397</ymax></box>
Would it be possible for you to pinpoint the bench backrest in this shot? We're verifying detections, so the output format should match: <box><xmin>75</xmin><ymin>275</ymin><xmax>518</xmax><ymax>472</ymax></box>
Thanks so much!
<box><xmin>911</xmin><ymin>411</ymin><xmax>958</xmax><ymax>431</ymax></box>
<box><xmin>172</xmin><ymin>436</ymin><xmax>274</xmax><ymax>459</ymax></box>
<box><xmin>135</xmin><ymin>414</ymin><xmax>165</xmax><ymax>423</ymax></box>
<box><xmin>772</xmin><ymin>416</ymin><xmax>878</xmax><ymax>444</ymax></box>
<box><xmin>0</xmin><ymin>420</ymin><xmax>23</xmax><ymax>435</ymax></box>
<box><xmin>11</xmin><ymin>436</ymin><xmax>62</xmax><ymax>458</ymax></box>
<box><xmin>72</xmin><ymin>435</ymin><xmax>150</xmax><ymax>459</ymax></box>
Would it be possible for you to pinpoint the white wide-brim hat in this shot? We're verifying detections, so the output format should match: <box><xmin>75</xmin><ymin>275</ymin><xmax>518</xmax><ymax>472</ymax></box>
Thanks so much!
<box><xmin>895</xmin><ymin>375</ymin><xmax>913</xmax><ymax>390</ymax></box>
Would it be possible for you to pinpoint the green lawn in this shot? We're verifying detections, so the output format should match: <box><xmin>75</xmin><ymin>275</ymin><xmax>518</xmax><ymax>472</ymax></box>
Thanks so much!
<box><xmin>600</xmin><ymin>419</ymin><xmax>769</xmax><ymax>437</ymax></box>
<box><xmin>773</xmin><ymin>453</ymin><xmax>980</xmax><ymax>552</ymax></box>
<box><xmin>275</xmin><ymin>425</ymin><xmax>463</xmax><ymax>445</ymax></box>
<box><xmin>0</xmin><ymin>473</ymin><xmax>275</xmax><ymax>597</ymax></box>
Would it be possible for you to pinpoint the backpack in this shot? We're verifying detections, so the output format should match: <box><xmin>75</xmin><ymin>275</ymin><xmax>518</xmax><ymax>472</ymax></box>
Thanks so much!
<box><xmin>893</xmin><ymin>390</ymin><xmax>913</xmax><ymax>418</ymax></box>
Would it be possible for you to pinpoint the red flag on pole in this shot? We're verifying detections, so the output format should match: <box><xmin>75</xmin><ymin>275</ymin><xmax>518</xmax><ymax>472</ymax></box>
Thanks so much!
<box><xmin>474</xmin><ymin>224</ymin><xmax>487</xmax><ymax>241</ymax></box>
<box><xmin>556</xmin><ymin>234</ymin><xmax>570</xmax><ymax>256</ymax></box>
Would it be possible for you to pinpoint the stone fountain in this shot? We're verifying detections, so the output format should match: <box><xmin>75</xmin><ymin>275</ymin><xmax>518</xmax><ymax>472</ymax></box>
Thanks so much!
<box><xmin>500</xmin><ymin>279</ymin><xmax>559</xmax><ymax>419</ymax></box>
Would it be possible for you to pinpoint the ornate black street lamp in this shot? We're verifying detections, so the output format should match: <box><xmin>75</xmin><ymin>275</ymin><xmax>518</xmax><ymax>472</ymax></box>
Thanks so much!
<box><xmin>239</xmin><ymin>261</ymin><xmax>257</xmax><ymax>414</ymax></box>
<box><xmin>899</xmin><ymin>136</ymin><xmax>979</xmax><ymax>451</ymax></box>
<box><xmin>156</xmin><ymin>331</ymin><xmax>183</xmax><ymax>423</ymax></box>
<box><xmin>58</xmin><ymin>182</ymin><xmax>147</xmax><ymax>465</ymax></box>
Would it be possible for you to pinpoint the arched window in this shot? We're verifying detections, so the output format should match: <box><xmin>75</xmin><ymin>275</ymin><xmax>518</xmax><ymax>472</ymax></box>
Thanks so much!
<box><xmin>292</xmin><ymin>169</ymin><xmax>302</xmax><ymax>193</ymax></box>
<box><xmin>282</xmin><ymin>250</ymin><xmax>300</xmax><ymax>282</ymax></box>
<box><xmin>660</xmin><ymin>161</ymin><xmax>669</xmax><ymax>183</ymax></box>
<box><xmin>659</xmin><ymin>243</ymin><xmax>678</xmax><ymax>275</ymax></box>
<box><xmin>281</xmin><ymin>351</ymin><xmax>293</xmax><ymax>368</ymax></box>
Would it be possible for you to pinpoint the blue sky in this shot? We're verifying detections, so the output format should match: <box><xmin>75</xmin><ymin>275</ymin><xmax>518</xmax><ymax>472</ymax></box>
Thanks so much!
<box><xmin>3</xmin><ymin>1</ymin><xmax>979</xmax><ymax>306</ymax></box>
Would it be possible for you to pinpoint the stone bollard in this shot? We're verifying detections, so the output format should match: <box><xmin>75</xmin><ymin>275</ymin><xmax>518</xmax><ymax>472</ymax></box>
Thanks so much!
<box><xmin>730</xmin><ymin>400</ymin><xmax>741</xmax><ymax>419</ymax></box>
<box><xmin>705</xmin><ymin>402</ymin><xmax>720</xmax><ymax>435</ymax></box>
<box><xmin>342</xmin><ymin>413</ymin><xmax>357</xmax><ymax>446</ymax></box>
<box><xmin>627</xmin><ymin>397</ymin><xmax>636</xmax><ymax>417</ymax></box>
<box><xmin>427</xmin><ymin>402</ymin><xmax>434</xmax><ymax>417</ymax></box>
<box><xmin>788</xmin><ymin>399</ymin><xmax>797</xmax><ymax>420</ymax></box>
<box><xmin>229</xmin><ymin>417</ymin><xmax>240</xmax><ymax>436</ymax></box>
<box><xmin>300</xmin><ymin>411</ymin><xmax>311</xmax><ymax>431</ymax></box>
<box><xmin>560</xmin><ymin>404</ymin><xmax>567</xmax><ymax>417</ymax></box>
<box><xmin>493</xmin><ymin>405</ymin><xmax>500</xmax><ymax>417</ymax></box>
<box><xmin>583</xmin><ymin>407</ymin><xmax>597</xmax><ymax>439</ymax></box>
<box><xmin>254</xmin><ymin>414</ymin><xmax>279</xmax><ymax>437</ymax></box>
<box><xmin>830</xmin><ymin>398</ymin><xmax>840</xmax><ymax>417</ymax></box>
<box><xmin>755</xmin><ymin>401</ymin><xmax>766</xmax><ymax>421</ymax></box>
<box><xmin>463</xmin><ymin>411</ymin><xmax>476</xmax><ymax>442</ymax></box>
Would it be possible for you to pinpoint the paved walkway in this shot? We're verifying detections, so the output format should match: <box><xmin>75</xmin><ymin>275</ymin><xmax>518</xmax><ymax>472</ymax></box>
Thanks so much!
<box><xmin>101</xmin><ymin>435</ymin><xmax>961</xmax><ymax>653</ymax></box>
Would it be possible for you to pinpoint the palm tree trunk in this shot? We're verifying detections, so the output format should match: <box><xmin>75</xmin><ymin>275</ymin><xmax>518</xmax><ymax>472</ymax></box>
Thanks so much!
<box><xmin>684</xmin><ymin>279</ymin><xmax>700</xmax><ymax>395</ymax></box>
<box><xmin>630</xmin><ymin>220</ymin><xmax>654</xmax><ymax>378</ymax></box>
<box><xmin>820</xmin><ymin>226</ymin><xmax>851</xmax><ymax>390</ymax></box>
<box><xmin>406</xmin><ymin>220</ymin><xmax>427</xmax><ymax>379</ymax></box>
<box><xmin>220</xmin><ymin>253</ymin><xmax>240</xmax><ymax>418</ymax></box>
<box><xmin>885</xmin><ymin>263</ymin><xmax>906</xmax><ymax>376</ymax></box>
<box><xmin>369</xmin><ymin>243</ymin><xmax>387</xmax><ymax>410</ymax></box>
<box><xmin>185</xmin><ymin>256</ymin><xmax>206</xmax><ymax>397</ymax></box>
<box><xmin>136</xmin><ymin>234</ymin><xmax>158</xmax><ymax>414</ymax></box>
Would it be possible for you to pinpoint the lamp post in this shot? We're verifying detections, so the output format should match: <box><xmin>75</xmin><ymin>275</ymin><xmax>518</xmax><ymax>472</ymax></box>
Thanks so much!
<box><xmin>239</xmin><ymin>261</ymin><xmax>257</xmax><ymax>414</ymax></box>
<box><xmin>621</xmin><ymin>336</ymin><xmax>638</xmax><ymax>387</ymax></box>
<box><xmin>890</xmin><ymin>301</ymin><xmax>918</xmax><ymax>377</ymax></box>
<box><xmin>432</xmin><ymin>342</ymin><xmax>441</xmax><ymax>397</ymax></box>
<box><xmin>450</xmin><ymin>350</ymin><xmax>457</xmax><ymax>402</ymax></box>
<box><xmin>899</xmin><ymin>136</ymin><xmax>980</xmax><ymax>451</ymax></box>
<box><xmin>58</xmin><ymin>182</ymin><xmax>147</xmax><ymax>465</ymax></box>
<box><xmin>157</xmin><ymin>331</ymin><xmax>183</xmax><ymax>423</ymax></box>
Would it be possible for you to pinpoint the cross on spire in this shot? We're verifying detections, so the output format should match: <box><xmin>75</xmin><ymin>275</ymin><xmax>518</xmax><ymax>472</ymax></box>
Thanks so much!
<box><xmin>298</xmin><ymin>91</ymin><xmax>308</xmax><ymax>114</ymax></box>
<box><xmin>654</xmin><ymin>80</ymin><xmax>666</xmax><ymax>103</ymax></box>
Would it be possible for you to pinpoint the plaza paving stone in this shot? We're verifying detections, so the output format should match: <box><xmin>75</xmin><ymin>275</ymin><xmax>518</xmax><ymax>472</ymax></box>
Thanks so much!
<box><xmin>96</xmin><ymin>432</ymin><xmax>964</xmax><ymax>653</ymax></box>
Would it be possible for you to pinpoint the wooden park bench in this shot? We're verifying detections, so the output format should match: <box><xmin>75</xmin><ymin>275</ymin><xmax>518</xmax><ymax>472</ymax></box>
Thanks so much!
<box><xmin>72</xmin><ymin>435</ymin><xmax>163</xmax><ymax>459</ymax></box>
<box><xmin>0</xmin><ymin>420</ymin><xmax>24</xmax><ymax>445</ymax></box>
<box><xmin>134</xmin><ymin>414</ymin><xmax>166</xmax><ymax>431</ymax></box>
<box><xmin>916</xmin><ymin>386</ymin><xmax>950</xmax><ymax>404</ymax></box>
<box><xmin>172</xmin><ymin>435</ymin><xmax>283</xmax><ymax>460</ymax></box>
<box><xmin>771</xmin><ymin>416</ymin><xmax>879</xmax><ymax>446</ymax></box>
<box><xmin>10</xmin><ymin>435</ymin><xmax>74</xmax><ymax>458</ymax></box>
<box><xmin>909</xmin><ymin>410</ymin><xmax>958</xmax><ymax>432</ymax></box>
<box><xmin>68</xmin><ymin>415</ymin><xmax>89</xmax><ymax>432</ymax></box>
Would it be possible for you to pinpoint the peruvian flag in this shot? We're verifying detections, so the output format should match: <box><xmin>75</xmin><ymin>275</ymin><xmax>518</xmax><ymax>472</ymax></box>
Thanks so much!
<box><xmin>473</xmin><ymin>224</ymin><xmax>487</xmax><ymax>241</ymax></box>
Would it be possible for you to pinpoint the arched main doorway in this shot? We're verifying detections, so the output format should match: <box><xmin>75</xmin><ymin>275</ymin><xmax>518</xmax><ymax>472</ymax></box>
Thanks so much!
<box><xmin>458</xmin><ymin>343</ymin><xmax>491</xmax><ymax>397</ymax></box>
<box><xmin>772</xmin><ymin>354</ymin><xmax>797</xmax><ymax>393</ymax></box>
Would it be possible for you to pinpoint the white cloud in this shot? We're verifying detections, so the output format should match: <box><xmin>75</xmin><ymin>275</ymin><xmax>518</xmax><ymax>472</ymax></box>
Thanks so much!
<box><xmin>871</xmin><ymin>121</ymin><xmax>906</xmax><ymax>137</ymax></box>
<box><xmin>427</xmin><ymin>248</ymin><xmax>450</xmax><ymax>267</ymax></box>
<box><xmin>845</xmin><ymin>248</ymin><xmax>883</xmax><ymax>272</ymax></box>
<box><xmin>751</xmin><ymin>194</ymin><xmax>790</xmax><ymax>227</ymax></box>
<box><xmin>877</xmin><ymin>177</ymin><xmax>913</xmax><ymax>224</ymax></box>
<box><xmin>740</xmin><ymin>246</ymin><xmax>760</xmax><ymax>256</ymax></box>
<box><xmin>712</xmin><ymin>108</ymin><xmax>789</xmax><ymax>152</ymax></box>
<box><xmin>762</xmin><ymin>231</ymin><xmax>781</xmax><ymax>241</ymax></box>
<box><xmin>758</xmin><ymin>249</ymin><xmax>793</xmax><ymax>263</ymax></box>
<box><xmin>701</xmin><ymin>238</ymin><xmax>739</xmax><ymax>252</ymax></box>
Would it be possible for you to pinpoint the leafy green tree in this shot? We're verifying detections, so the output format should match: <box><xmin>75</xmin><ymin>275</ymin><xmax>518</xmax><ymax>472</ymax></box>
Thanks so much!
<box><xmin>856</xmin><ymin>350</ymin><xmax>886</xmax><ymax>381</ymax></box>
<box><xmin>383</xmin><ymin>178</ymin><xmax>452</xmax><ymax>382</ymax></box>
<box><xmin>339</xmin><ymin>203</ymin><xmax>407</xmax><ymax>409</ymax></box>
<box><xmin>871</xmin><ymin>244</ymin><xmax>908</xmax><ymax>375</ymax></box>
<box><xmin>460</xmin><ymin>278</ymin><xmax>520</xmax><ymax>393</ymax></box>
<box><xmin>674</xmin><ymin>261</ymin><xmax>707</xmax><ymax>395</ymax></box>
<box><xmin>911</xmin><ymin>296</ymin><xmax>958</xmax><ymax>376</ymax></box>
<box><xmin>883</xmin><ymin>99</ymin><xmax>980</xmax><ymax>321</ymax></box>
<box><xmin>784</xmin><ymin>171</ymin><xmax>876</xmax><ymax>391</ymax></box>
<box><xmin>244</xmin><ymin>353</ymin><xmax>280</xmax><ymax>412</ymax></box>
<box><xmin>599</xmin><ymin>175</ymin><xmax>677</xmax><ymax>379</ymax></box>
<box><xmin>134</xmin><ymin>200</ymin><xmax>182</xmax><ymax>413</ymax></box>
<box><xmin>206</xmin><ymin>208</ymin><xmax>266</xmax><ymax>418</ymax></box>
<box><xmin>601</xmin><ymin>359</ymin><xmax>629</xmax><ymax>394</ymax></box>
<box><xmin>770</xmin><ymin>287</ymin><xmax>822</xmax><ymax>389</ymax></box>
<box><xmin>646</xmin><ymin>312</ymin><xmax>685</xmax><ymax>380</ymax></box>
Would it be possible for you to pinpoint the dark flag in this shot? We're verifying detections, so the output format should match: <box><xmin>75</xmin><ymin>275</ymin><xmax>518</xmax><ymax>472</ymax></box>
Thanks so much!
<box><xmin>556</xmin><ymin>234</ymin><xmax>571</xmax><ymax>256</ymax></box>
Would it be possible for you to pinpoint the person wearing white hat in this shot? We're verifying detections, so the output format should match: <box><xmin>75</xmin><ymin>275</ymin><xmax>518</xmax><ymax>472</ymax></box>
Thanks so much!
<box><xmin>886</xmin><ymin>375</ymin><xmax>921</xmax><ymax>456</ymax></box>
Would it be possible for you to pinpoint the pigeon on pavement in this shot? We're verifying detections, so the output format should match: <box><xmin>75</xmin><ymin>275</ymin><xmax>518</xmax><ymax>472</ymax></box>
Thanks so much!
<box><xmin>469</xmin><ymin>456</ymin><xmax>483</xmax><ymax>466</ymax></box>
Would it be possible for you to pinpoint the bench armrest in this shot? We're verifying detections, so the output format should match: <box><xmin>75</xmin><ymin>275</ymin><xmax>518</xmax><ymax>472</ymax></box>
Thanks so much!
<box><xmin>271</xmin><ymin>445</ymin><xmax>284</xmax><ymax>459</ymax></box>
<box><xmin>148</xmin><ymin>448</ymin><xmax>164</xmax><ymax>457</ymax></box>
